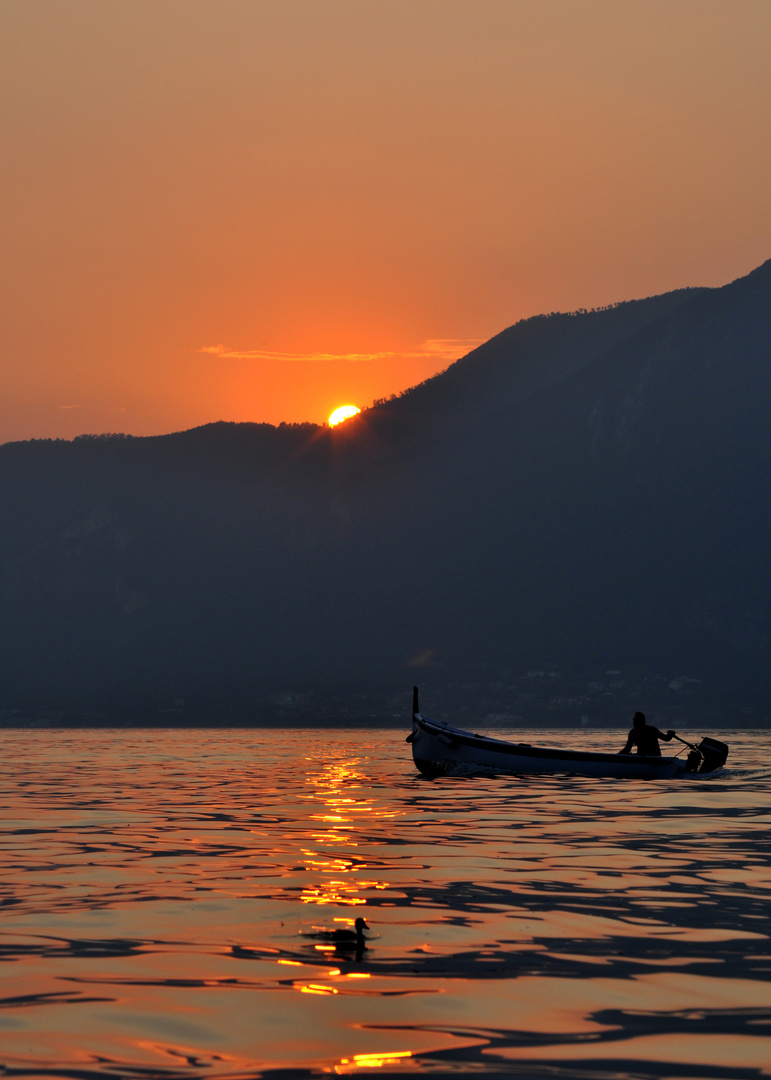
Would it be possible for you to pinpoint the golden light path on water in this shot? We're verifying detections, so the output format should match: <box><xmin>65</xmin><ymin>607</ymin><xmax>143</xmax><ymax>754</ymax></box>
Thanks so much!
<box><xmin>0</xmin><ymin>727</ymin><xmax>769</xmax><ymax>1078</ymax></box>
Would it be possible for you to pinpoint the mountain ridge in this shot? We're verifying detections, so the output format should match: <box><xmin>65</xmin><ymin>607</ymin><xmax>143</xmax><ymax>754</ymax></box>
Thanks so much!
<box><xmin>2</xmin><ymin>259</ymin><xmax>770</xmax><ymax>724</ymax></box>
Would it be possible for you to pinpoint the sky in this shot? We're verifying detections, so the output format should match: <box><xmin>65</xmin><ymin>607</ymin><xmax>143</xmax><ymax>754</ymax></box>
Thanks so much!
<box><xmin>1</xmin><ymin>0</ymin><xmax>770</xmax><ymax>443</ymax></box>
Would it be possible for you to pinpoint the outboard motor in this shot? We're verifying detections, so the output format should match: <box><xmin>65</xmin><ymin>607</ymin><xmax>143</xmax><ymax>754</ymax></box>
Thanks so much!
<box><xmin>696</xmin><ymin>737</ymin><xmax>729</xmax><ymax>773</ymax></box>
<box><xmin>686</xmin><ymin>749</ymin><xmax>702</xmax><ymax>772</ymax></box>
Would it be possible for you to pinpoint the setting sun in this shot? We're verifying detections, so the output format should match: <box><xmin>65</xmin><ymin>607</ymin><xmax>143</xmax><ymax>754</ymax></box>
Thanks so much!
<box><xmin>328</xmin><ymin>405</ymin><xmax>360</xmax><ymax>427</ymax></box>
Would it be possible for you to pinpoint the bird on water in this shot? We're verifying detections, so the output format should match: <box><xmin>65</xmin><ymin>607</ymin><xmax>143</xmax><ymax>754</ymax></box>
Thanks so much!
<box><xmin>303</xmin><ymin>916</ymin><xmax>370</xmax><ymax>963</ymax></box>
<box><xmin>309</xmin><ymin>917</ymin><xmax>369</xmax><ymax>945</ymax></box>
<box><xmin>331</xmin><ymin>917</ymin><xmax>369</xmax><ymax>943</ymax></box>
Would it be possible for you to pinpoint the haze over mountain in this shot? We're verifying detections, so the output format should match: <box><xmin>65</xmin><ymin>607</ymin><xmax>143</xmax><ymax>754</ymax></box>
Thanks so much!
<box><xmin>2</xmin><ymin>259</ymin><xmax>770</xmax><ymax>724</ymax></box>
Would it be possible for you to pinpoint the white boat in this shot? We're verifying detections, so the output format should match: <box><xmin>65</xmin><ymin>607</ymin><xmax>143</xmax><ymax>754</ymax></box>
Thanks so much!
<box><xmin>407</xmin><ymin>688</ymin><xmax>728</xmax><ymax>780</ymax></box>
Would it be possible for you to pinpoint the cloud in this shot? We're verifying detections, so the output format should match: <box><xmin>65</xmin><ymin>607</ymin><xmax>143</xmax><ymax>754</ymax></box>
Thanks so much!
<box><xmin>409</xmin><ymin>339</ymin><xmax>485</xmax><ymax>360</ymax></box>
<box><xmin>198</xmin><ymin>339</ymin><xmax>483</xmax><ymax>364</ymax></box>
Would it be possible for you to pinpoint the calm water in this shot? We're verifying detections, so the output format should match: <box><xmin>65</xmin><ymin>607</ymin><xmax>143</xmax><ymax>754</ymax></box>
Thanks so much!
<box><xmin>1</xmin><ymin>727</ymin><xmax>770</xmax><ymax>1079</ymax></box>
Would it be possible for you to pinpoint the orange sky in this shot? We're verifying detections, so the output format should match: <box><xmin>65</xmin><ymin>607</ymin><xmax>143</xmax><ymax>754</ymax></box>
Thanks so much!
<box><xmin>2</xmin><ymin>0</ymin><xmax>770</xmax><ymax>443</ymax></box>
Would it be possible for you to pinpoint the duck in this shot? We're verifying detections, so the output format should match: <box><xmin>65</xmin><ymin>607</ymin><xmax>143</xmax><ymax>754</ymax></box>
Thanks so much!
<box><xmin>333</xmin><ymin>917</ymin><xmax>369</xmax><ymax>944</ymax></box>
<box><xmin>309</xmin><ymin>917</ymin><xmax>369</xmax><ymax>946</ymax></box>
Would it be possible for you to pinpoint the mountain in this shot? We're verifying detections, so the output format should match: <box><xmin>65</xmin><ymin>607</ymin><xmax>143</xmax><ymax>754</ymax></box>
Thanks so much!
<box><xmin>2</xmin><ymin>260</ymin><xmax>770</xmax><ymax>724</ymax></box>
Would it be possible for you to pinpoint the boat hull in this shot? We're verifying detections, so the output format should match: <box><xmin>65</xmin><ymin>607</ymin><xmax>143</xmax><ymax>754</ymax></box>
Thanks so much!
<box><xmin>410</xmin><ymin>712</ymin><xmax>689</xmax><ymax>780</ymax></box>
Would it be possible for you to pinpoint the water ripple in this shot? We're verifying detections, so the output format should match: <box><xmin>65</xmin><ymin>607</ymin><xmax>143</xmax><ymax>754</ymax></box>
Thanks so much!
<box><xmin>0</xmin><ymin>728</ymin><xmax>769</xmax><ymax>1078</ymax></box>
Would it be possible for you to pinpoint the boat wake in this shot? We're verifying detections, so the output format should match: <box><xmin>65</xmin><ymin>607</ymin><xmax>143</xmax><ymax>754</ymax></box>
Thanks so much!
<box><xmin>716</xmin><ymin>765</ymin><xmax>771</xmax><ymax>781</ymax></box>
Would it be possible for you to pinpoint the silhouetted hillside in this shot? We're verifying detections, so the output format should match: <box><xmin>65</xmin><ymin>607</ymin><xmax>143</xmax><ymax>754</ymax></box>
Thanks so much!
<box><xmin>2</xmin><ymin>260</ymin><xmax>771</xmax><ymax>724</ymax></box>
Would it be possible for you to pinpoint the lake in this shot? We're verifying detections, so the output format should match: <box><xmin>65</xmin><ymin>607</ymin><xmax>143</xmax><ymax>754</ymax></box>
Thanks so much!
<box><xmin>0</xmin><ymin>727</ymin><xmax>769</xmax><ymax>1078</ymax></box>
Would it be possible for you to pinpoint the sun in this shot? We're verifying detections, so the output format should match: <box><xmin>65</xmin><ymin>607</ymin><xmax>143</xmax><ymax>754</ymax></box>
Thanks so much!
<box><xmin>328</xmin><ymin>405</ymin><xmax>360</xmax><ymax>426</ymax></box>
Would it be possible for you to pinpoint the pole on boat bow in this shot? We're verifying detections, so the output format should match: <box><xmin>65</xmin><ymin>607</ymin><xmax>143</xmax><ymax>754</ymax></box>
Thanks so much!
<box><xmin>406</xmin><ymin>686</ymin><xmax>420</xmax><ymax>743</ymax></box>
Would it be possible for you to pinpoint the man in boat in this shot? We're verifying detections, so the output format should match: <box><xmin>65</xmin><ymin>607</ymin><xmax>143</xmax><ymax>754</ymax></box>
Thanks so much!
<box><xmin>619</xmin><ymin>712</ymin><xmax>676</xmax><ymax>756</ymax></box>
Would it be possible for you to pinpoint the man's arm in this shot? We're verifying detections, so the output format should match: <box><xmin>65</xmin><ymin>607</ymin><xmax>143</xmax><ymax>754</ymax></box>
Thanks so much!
<box><xmin>654</xmin><ymin>728</ymin><xmax>677</xmax><ymax>741</ymax></box>
<box><xmin>618</xmin><ymin>731</ymin><xmax>634</xmax><ymax>754</ymax></box>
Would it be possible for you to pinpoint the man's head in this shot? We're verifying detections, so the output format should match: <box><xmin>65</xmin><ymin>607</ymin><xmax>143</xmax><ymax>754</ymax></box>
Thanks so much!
<box><xmin>633</xmin><ymin>711</ymin><xmax>646</xmax><ymax>729</ymax></box>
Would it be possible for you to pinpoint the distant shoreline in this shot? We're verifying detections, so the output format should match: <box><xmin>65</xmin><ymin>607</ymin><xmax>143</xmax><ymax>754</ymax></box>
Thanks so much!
<box><xmin>0</xmin><ymin>716</ymin><xmax>761</xmax><ymax>731</ymax></box>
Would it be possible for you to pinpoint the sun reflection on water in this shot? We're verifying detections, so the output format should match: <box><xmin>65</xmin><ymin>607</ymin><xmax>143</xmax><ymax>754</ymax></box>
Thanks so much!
<box><xmin>297</xmin><ymin>757</ymin><xmax>396</xmax><ymax>908</ymax></box>
<box><xmin>336</xmin><ymin>1049</ymin><xmax>413</xmax><ymax>1073</ymax></box>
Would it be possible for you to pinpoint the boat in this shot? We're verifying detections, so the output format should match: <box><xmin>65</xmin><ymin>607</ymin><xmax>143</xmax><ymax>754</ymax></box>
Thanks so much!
<box><xmin>407</xmin><ymin>688</ymin><xmax>728</xmax><ymax>780</ymax></box>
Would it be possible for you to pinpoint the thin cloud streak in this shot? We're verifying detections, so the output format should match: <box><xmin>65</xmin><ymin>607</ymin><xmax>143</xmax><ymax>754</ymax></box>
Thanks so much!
<box><xmin>199</xmin><ymin>339</ymin><xmax>483</xmax><ymax>364</ymax></box>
